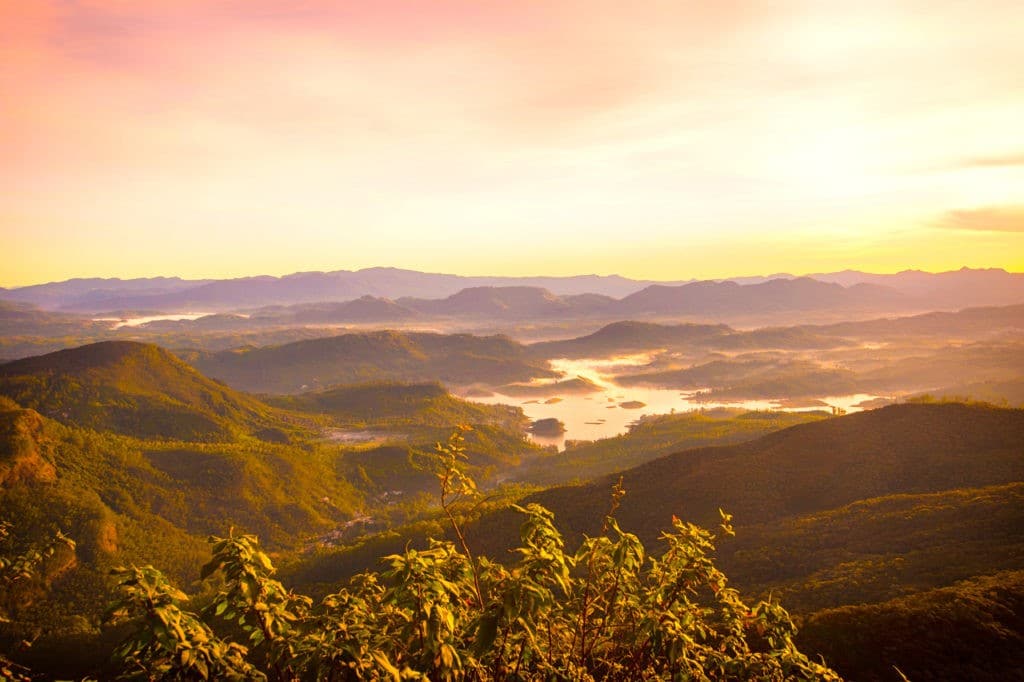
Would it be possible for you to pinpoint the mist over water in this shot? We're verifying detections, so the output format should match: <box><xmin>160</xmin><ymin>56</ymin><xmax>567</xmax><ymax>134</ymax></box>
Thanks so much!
<box><xmin>94</xmin><ymin>312</ymin><xmax>214</xmax><ymax>328</ymax></box>
<box><xmin>463</xmin><ymin>355</ymin><xmax>880</xmax><ymax>450</ymax></box>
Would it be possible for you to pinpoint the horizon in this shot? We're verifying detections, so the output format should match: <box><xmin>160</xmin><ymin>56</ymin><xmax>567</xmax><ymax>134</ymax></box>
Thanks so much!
<box><xmin>3</xmin><ymin>263</ymin><xmax>1022</xmax><ymax>291</ymax></box>
<box><xmin>2</xmin><ymin>3</ymin><xmax>1022</xmax><ymax>671</ymax></box>
<box><xmin>3</xmin><ymin>2</ymin><xmax>1024</xmax><ymax>286</ymax></box>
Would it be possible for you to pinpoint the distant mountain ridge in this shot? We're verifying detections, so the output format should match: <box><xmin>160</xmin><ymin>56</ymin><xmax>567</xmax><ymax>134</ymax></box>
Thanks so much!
<box><xmin>3</xmin><ymin>268</ymin><xmax>680</xmax><ymax>312</ymax></box>
<box><xmin>785</xmin><ymin>268</ymin><xmax>1024</xmax><ymax>311</ymax></box>
<box><xmin>251</xmin><ymin>295</ymin><xmax>419</xmax><ymax>323</ymax></box>
<box><xmin>616</xmin><ymin>277</ymin><xmax>907</xmax><ymax>315</ymax></box>
<box><xmin>397</xmin><ymin>286</ymin><xmax>620</xmax><ymax>319</ymax></box>
<box><xmin>1</xmin><ymin>276</ymin><xmax>213</xmax><ymax>310</ymax></box>
<box><xmin>534</xmin><ymin>303</ymin><xmax>1024</xmax><ymax>355</ymax></box>
<box><xmin>4</xmin><ymin>266</ymin><xmax>1022</xmax><ymax>314</ymax></box>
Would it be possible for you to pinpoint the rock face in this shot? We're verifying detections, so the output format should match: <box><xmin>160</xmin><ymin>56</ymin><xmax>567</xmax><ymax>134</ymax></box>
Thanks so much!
<box><xmin>0</xmin><ymin>406</ymin><xmax>57</xmax><ymax>487</ymax></box>
<box><xmin>529</xmin><ymin>417</ymin><xmax>566</xmax><ymax>436</ymax></box>
<box><xmin>96</xmin><ymin>519</ymin><xmax>119</xmax><ymax>554</ymax></box>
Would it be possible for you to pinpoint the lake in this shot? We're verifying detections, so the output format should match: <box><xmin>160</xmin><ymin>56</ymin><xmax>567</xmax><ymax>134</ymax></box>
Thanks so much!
<box><xmin>94</xmin><ymin>312</ymin><xmax>215</xmax><ymax>328</ymax></box>
<box><xmin>462</xmin><ymin>356</ymin><xmax>882</xmax><ymax>450</ymax></box>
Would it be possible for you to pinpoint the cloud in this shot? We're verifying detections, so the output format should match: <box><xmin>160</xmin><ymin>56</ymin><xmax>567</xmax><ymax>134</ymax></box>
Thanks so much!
<box><xmin>4</xmin><ymin>0</ymin><xmax>1024</xmax><ymax>286</ymax></box>
<box><xmin>960</xmin><ymin>153</ymin><xmax>1024</xmax><ymax>169</ymax></box>
<box><xmin>937</xmin><ymin>206</ymin><xmax>1024</xmax><ymax>232</ymax></box>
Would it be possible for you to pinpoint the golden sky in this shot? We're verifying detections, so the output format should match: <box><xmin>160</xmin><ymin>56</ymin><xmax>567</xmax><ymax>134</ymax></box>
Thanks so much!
<box><xmin>2</xmin><ymin>0</ymin><xmax>1023</xmax><ymax>286</ymax></box>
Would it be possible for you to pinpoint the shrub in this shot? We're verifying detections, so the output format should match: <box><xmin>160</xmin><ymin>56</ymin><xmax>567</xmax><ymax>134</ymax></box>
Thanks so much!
<box><xmin>102</xmin><ymin>431</ymin><xmax>841</xmax><ymax>680</ymax></box>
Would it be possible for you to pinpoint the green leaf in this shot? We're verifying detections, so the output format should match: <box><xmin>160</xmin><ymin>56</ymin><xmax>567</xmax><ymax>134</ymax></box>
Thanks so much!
<box><xmin>473</xmin><ymin>612</ymin><xmax>500</xmax><ymax>657</ymax></box>
<box><xmin>372</xmin><ymin>651</ymin><xmax>402</xmax><ymax>682</ymax></box>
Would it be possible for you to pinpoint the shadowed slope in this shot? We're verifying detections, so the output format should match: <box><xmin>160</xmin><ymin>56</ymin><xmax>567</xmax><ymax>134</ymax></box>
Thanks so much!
<box><xmin>479</xmin><ymin>403</ymin><xmax>1023</xmax><ymax>546</ymax></box>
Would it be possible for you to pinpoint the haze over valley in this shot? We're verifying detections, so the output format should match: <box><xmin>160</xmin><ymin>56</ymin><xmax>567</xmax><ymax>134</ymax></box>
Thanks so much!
<box><xmin>4</xmin><ymin>1</ymin><xmax>1024</xmax><ymax>679</ymax></box>
<box><xmin>5</xmin><ymin>268</ymin><xmax>1022</xmax><ymax>450</ymax></box>
<box><xmin>2</xmin><ymin>262</ymin><xmax>1023</xmax><ymax>680</ymax></box>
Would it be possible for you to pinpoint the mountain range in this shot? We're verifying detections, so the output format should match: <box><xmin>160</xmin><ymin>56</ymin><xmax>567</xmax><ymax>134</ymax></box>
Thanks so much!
<box><xmin>1</xmin><ymin>331</ymin><xmax>1022</xmax><ymax>680</ymax></box>
<box><xmin>0</xmin><ymin>269</ymin><xmax>669</xmax><ymax>312</ymax></box>
<box><xmin>3</xmin><ymin>267</ymin><xmax>1023</xmax><ymax>315</ymax></box>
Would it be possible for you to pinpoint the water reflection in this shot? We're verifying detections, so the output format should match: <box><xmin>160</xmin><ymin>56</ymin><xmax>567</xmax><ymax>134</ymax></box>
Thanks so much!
<box><xmin>94</xmin><ymin>312</ymin><xmax>214</xmax><ymax>328</ymax></box>
<box><xmin>462</xmin><ymin>356</ymin><xmax>880</xmax><ymax>450</ymax></box>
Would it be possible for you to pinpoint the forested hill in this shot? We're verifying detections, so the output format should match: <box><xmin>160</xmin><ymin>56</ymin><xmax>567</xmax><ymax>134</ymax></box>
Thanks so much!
<box><xmin>463</xmin><ymin>402</ymin><xmax>1024</xmax><ymax>680</ymax></box>
<box><xmin>0</xmin><ymin>341</ymin><xmax>295</xmax><ymax>441</ymax></box>
<box><xmin>472</xmin><ymin>402</ymin><xmax>1024</xmax><ymax>547</ymax></box>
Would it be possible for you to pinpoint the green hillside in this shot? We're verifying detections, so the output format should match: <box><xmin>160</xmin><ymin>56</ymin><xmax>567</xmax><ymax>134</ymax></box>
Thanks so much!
<box><xmin>798</xmin><ymin>570</ymin><xmax>1024</xmax><ymax>682</ymax></box>
<box><xmin>190</xmin><ymin>330</ymin><xmax>557</xmax><ymax>394</ymax></box>
<box><xmin>512</xmin><ymin>408</ymin><xmax>829</xmax><ymax>485</ymax></box>
<box><xmin>0</xmin><ymin>341</ymin><xmax>301</xmax><ymax>442</ymax></box>
<box><xmin>334</xmin><ymin>424</ymin><xmax>542</xmax><ymax>500</ymax></box>
<box><xmin>456</xmin><ymin>403</ymin><xmax>1024</xmax><ymax>680</ymax></box>
<box><xmin>0</xmin><ymin>396</ymin><xmax>365</xmax><ymax>671</ymax></box>
<box><xmin>270</xmin><ymin>382</ymin><xmax>543</xmax><ymax>500</ymax></box>
<box><xmin>0</xmin><ymin>397</ymin><xmax>360</xmax><ymax>553</ymax></box>
<box><xmin>3</xmin><ymin>338</ymin><xmax>1022</xmax><ymax>681</ymax></box>
<box><xmin>722</xmin><ymin>482</ymin><xmax>1024</xmax><ymax>612</ymax></box>
<box><xmin>475</xmin><ymin>403</ymin><xmax>1023</xmax><ymax>547</ymax></box>
<box><xmin>285</xmin><ymin>409</ymin><xmax>830</xmax><ymax>585</ymax></box>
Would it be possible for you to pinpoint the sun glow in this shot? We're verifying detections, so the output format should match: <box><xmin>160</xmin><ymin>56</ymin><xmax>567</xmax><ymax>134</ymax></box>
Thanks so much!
<box><xmin>775</xmin><ymin>126</ymin><xmax>887</xmax><ymax>201</ymax></box>
<box><xmin>1</xmin><ymin>1</ymin><xmax>1023</xmax><ymax>285</ymax></box>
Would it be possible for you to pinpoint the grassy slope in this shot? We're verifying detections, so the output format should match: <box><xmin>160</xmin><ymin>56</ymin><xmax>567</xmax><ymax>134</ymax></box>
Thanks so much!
<box><xmin>0</xmin><ymin>360</ymin><xmax>552</xmax><ymax>675</ymax></box>
<box><xmin>3</xmin><ymin>331</ymin><xmax>1021</xmax><ymax>680</ymax></box>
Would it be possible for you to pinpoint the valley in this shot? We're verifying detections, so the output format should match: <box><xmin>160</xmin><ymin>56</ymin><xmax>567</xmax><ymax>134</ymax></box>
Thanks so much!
<box><xmin>1</xmin><ymin>270</ymin><xmax>1023</xmax><ymax>680</ymax></box>
<box><xmin>7</xmin><ymin>5</ymin><xmax>1024</xmax><ymax>677</ymax></box>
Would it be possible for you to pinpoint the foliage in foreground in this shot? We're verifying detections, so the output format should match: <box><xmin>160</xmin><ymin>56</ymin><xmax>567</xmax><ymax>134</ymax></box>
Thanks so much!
<box><xmin>102</xmin><ymin>432</ymin><xmax>840</xmax><ymax>681</ymax></box>
<box><xmin>0</xmin><ymin>521</ymin><xmax>76</xmax><ymax>681</ymax></box>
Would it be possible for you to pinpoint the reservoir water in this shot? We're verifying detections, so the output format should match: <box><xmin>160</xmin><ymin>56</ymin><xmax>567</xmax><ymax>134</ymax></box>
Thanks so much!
<box><xmin>94</xmin><ymin>312</ymin><xmax>215</xmax><ymax>328</ymax></box>
<box><xmin>462</xmin><ymin>356</ymin><xmax>881</xmax><ymax>450</ymax></box>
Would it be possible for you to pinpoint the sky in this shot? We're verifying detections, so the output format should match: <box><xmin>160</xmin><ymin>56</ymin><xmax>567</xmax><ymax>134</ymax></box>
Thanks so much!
<box><xmin>2</xmin><ymin>0</ymin><xmax>1023</xmax><ymax>287</ymax></box>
